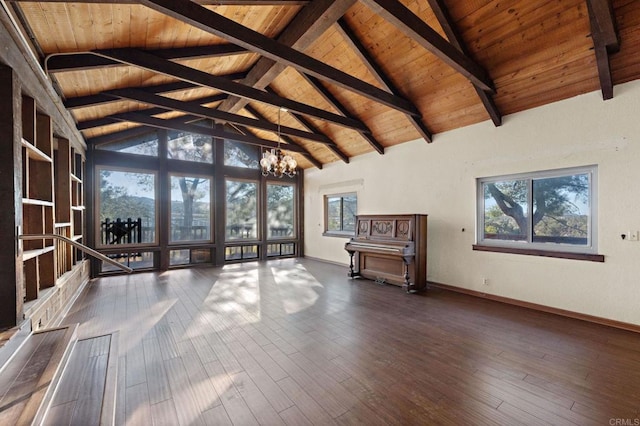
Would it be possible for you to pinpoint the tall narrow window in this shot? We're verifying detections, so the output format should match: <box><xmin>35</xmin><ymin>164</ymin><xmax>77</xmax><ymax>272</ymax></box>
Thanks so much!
<box><xmin>170</xmin><ymin>175</ymin><xmax>211</xmax><ymax>242</ymax></box>
<box><xmin>98</xmin><ymin>169</ymin><xmax>156</xmax><ymax>245</ymax></box>
<box><xmin>225</xmin><ymin>179</ymin><xmax>258</xmax><ymax>241</ymax></box>
<box><xmin>267</xmin><ymin>183</ymin><xmax>295</xmax><ymax>239</ymax></box>
<box><xmin>477</xmin><ymin>166</ymin><xmax>597</xmax><ymax>255</ymax></box>
<box><xmin>324</xmin><ymin>193</ymin><xmax>357</xmax><ymax>236</ymax></box>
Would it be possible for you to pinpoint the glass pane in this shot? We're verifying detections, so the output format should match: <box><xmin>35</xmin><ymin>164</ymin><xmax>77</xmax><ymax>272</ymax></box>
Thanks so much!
<box><xmin>326</xmin><ymin>196</ymin><xmax>341</xmax><ymax>231</ymax></box>
<box><xmin>172</xmin><ymin>248</ymin><xmax>212</xmax><ymax>265</ymax></box>
<box><xmin>225</xmin><ymin>245</ymin><xmax>258</xmax><ymax>260</ymax></box>
<box><xmin>267</xmin><ymin>243</ymin><xmax>280</xmax><ymax>256</ymax></box>
<box><xmin>342</xmin><ymin>194</ymin><xmax>357</xmax><ymax>232</ymax></box>
<box><xmin>170</xmin><ymin>175</ymin><xmax>211</xmax><ymax>242</ymax></box>
<box><xmin>96</xmin><ymin>132</ymin><xmax>159</xmax><ymax>157</ymax></box>
<box><xmin>101</xmin><ymin>251</ymin><xmax>155</xmax><ymax>273</ymax></box>
<box><xmin>267</xmin><ymin>243</ymin><xmax>294</xmax><ymax>257</ymax></box>
<box><xmin>191</xmin><ymin>249</ymin><xmax>212</xmax><ymax>264</ymax></box>
<box><xmin>167</xmin><ymin>131</ymin><xmax>213</xmax><ymax>163</ymax></box>
<box><xmin>243</xmin><ymin>245</ymin><xmax>259</xmax><ymax>259</ymax></box>
<box><xmin>226</xmin><ymin>180</ymin><xmax>258</xmax><ymax>241</ymax></box>
<box><xmin>282</xmin><ymin>243</ymin><xmax>295</xmax><ymax>255</ymax></box>
<box><xmin>224</xmin><ymin>140</ymin><xmax>259</xmax><ymax>168</ymax></box>
<box><xmin>225</xmin><ymin>246</ymin><xmax>242</xmax><ymax>261</ymax></box>
<box><xmin>267</xmin><ymin>183</ymin><xmax>294</xmax><ymax>239</ymax></box>
<box><xmin>170</xmin><ymin>249</ymin><xmax>190</xmax><ymax>266</ymax></box>
<box><xmin>483</xmin><ymin>180</ymin><xmax>528</xmax><ymax>241</ymax></box>
<box><xmin>99</xmin><ymin>170</ymin><xmax>156</xmax><ymax>245</ymax></box>
<box><xmin>532</xmin><ymin>174</ymin><xmax>589</xmax><ymax>245</ymax></box>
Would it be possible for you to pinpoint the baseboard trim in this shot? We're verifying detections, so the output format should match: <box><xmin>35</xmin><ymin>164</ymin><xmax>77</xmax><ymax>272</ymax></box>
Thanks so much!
<box><xmin>429</xmin><ymin>281</ymin><xmax>640</xmax><ymax>334</ymax></box>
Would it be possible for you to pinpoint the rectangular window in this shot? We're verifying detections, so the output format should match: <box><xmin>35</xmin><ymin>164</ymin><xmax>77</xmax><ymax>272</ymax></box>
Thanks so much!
<box><xmin>267</xmin><ymin>243</ymin><xmax>295</xmax><ymax>257</ymax></box>
<box><xmin>226</xmin><ymin>179</ymin><xmax>258</xmax><ymax>241</ymax></box>
<box><xmin>267</xmin><ymin>183</ymin><xmax>295</xmax><ymax>239</ymax></box>
<box><xmin>225</xmin><ymin>245</ymin><xmax>259</xmax><ymax>261</ymax></box>
<box><xmin>324</xmin><ymin>193</ymin><xmax>357</xmax><ymax>236</ymax></box>
<box><xmin>477</xmin><ymin>166</ymin><xmax>597</xmax><ymax>255</ymax></box>
<box><xmin>100</xmin><ymin>251</ymin><xmax>156</xmax><ymax>273</ymax></box>
<box><xmin>169</xmin><ymin>175</ymin><xmax>211</xmax><ymax>242</ymax></box>
<box><xmin>98</xmin><ymin>169</ymin><xmax>156</xmax><ymax>246</ymax></box>
<box><xmin>170</xmin><ymin>248</ymin><xmax>212</xmax><ymax>266</ymax></box>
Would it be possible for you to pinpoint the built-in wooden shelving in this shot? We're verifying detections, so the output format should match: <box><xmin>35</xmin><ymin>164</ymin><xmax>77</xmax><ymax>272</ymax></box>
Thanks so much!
<box><xmin>21</xmin><ymin>96</ymin><xmax>55</xmax><ymax>301</ymax></box>
<box><xmin>20</xmin><ymin>95</ymin><xmax>86</xmax><ymax>311</ymax></box>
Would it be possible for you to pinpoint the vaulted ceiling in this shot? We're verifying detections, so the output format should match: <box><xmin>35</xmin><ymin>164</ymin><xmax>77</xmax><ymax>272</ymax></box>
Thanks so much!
<box><xmin>6</xmin><ymin>0</ymin><xmax>640</xmax><ymax>169</ymax></box>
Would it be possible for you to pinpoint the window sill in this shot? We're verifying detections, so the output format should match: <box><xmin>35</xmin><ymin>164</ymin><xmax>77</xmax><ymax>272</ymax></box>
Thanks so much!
<box><xmin>472</xmin><ymin>244</ymin><xmax>604</xmax><ymax>262</ymax></box>
<box><xmin>322</xmin><ymin>231</ymin><xmax>354</xmax><ymax>238</ymax></box>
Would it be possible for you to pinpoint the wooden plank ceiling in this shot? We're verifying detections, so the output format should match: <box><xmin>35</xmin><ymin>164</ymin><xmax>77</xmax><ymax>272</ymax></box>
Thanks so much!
<box><xmin>7</xmin><ymin>0</ymin><xmax>640</xmax><ymax>169</ymax></box>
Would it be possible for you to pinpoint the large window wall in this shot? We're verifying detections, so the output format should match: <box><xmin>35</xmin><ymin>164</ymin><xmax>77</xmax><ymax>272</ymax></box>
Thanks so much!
<box><xmin>88</xmin><ymin>128</ymin><xmax>302</xmax><ymax>275</ymax></box>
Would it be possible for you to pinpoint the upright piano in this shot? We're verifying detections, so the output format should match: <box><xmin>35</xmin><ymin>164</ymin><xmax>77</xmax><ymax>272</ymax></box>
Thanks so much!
<box><xmin>345</xmin><ymin>214</ymin><xmax>427</xmax><ymax>293</ymax></box>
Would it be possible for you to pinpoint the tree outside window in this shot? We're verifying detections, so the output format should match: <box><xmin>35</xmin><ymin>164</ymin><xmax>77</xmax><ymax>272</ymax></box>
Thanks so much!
<box><xmin>267</xmin><ymin>183</ymin><xmax>295</xmax><ymax>239</ymax></box>
<box><xmin>226</xmin><ymin>179</ymin><xmax>258</xmax><ymax>240</ymax></box>
<box><xmin>324</xmin><ymin>193</ymin><xmax>357</xmax><ymax>236</ymax></box>
<box><xmin>479</xmin><ymin>166</ymin><xmax>596</xmax><ymax>253</ymax></box>
<box><xmin>170</xmin><ymin>175</ymin><xmax>211</xmax><ymax>242</ymax></box>
<box><xmin>99</xmin><ymin>169</ymin><xmax>156</xmax><ymax>245</ymax></box>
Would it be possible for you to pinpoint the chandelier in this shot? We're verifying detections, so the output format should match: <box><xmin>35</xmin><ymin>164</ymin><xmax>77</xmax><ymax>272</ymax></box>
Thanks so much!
<box><xmin>260</xmin><ymin>107</ymin><xmax>297</xmax><ymax>178</ymax></box>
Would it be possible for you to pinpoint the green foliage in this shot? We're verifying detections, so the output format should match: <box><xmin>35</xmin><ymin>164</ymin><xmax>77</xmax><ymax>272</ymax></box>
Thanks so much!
<box><xmin>484</xmin><ymin>173</ymin><xmax>589</xmax><ymax>241</ymax></box>
<box><xmin>224</xmin><ymin>140</ymin><xmax>259</xmax><ymax>168</ymax></box>
<box><xmin>99</xmin><ymin>170</ymin><xmax>155</xmax><ymax>223</ymax></box>
<box><xmin>167</xmin><ymin>132</ymin><xmax>213</xmax><ymax>163</ymax></box>
<box><xmin>327</xmin><ymin>195</ymin><xmax>357</xmax><ymax>232</ymax></box>
<box><xmin>267</xmin><ymin>184</ymin><xmax>294</xmax><ymax>228</ymax></box>
<box><xmin>226</xmin><ymin>180</ymin><xmax>257</xmax><ymax>229</ymax></box>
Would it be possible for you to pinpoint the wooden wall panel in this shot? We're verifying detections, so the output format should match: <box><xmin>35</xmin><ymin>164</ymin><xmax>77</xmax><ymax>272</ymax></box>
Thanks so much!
<box><xmin>0</xmin><ymin>65</ymin><xmax>23</xmax><ymax>327</ymax></box>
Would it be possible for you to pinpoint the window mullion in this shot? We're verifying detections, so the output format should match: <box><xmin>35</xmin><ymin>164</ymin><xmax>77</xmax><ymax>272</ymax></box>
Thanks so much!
<box><xmin>527</xmin><ymin>178</ymin><xmax>534</xmax><ymax>243</ymax></box>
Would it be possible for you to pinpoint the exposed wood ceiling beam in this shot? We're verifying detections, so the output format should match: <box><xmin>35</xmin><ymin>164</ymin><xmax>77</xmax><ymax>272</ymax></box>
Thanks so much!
<box><xmin>86</xmin><ymin>126</ymin><xmax>157</xmax><ymax>146</ymax></box>
<box><xmin>361</xmin><ymin>0</ymin><xmax>495</xmax><ymax>93</ymax></box>
<box><xmin>64</xmin><ymin>77</ymin><xmax>242</xmax><ymax>110</ymax></box>
<box><xmin>8</xmin><ymin>0</ymin><xmax>309</xmax><ymax>5</ymax></box>
<box><xmin>45</xmin><ymin>44</ymin><xmax>247</xmax><ymax>73</ymax></box>
<box><xmin>229</xmin><ymin>121</ymin><xmax>324</xmax><ymax>169</ymax></box>
<box><xmin>102</xmin><ymin>88</ymin><xmax>335</xmax><ymax>145</ymax></box>
<box><xmin>241</xmin><ymin>105</ymin><xmax>323</xmax><ymax>168</ymax></box>
<box><xmin>137</xmin><ymin>0</ymin><xmax>421</xmax><ymax>116</ymax></box>
<box><xmin>286</xmin><ymin>110</ymin><xmax>350</xmax><ymax>163</ymax></box>
<box><xmin>219</xmin><ymin>0</ymin><xmax>356</xmax><ymax>114</ymax></box>
<box><xmin>426</xmin><ymin>0</ymin><xmax>501</xmax><ymax>126</ymax></box>
<box><xmin>297</xmin><ymin>75</ymin><xmax>385</xmax><ymax>155</ymax></box>
<box><xmin>245</xmin><ymin>103</ymin><xmax>348</xmax><ymax>164</ymax></box>
<box><xmin>111</xmin><ymin>112</ymin><xmax>308</xmax><ymax>153</ymax></box>
<box><xmin>586</xmin><ymin>0</ymin><xmax>619</xmax><ymax>100</ymax></box>
<box><xmin>77</xmin><ymin>116</ymin><xmax>121</xmax><ymax>130</ymax></box>
<box><xmin>93</xmin><ymin>48</ymin><xmax>370</xmax><ymax>132</ymax></box>
<box><xmin>587</xmin><ymin>0</ymin><xmax>619</xmax><ymax>48</ymax></box>
<box><xmin>336</xmin><ymin>18</ymin><xmax>433</xmax><ymax>142</ymax></box>
<box><xmin>76</xmin><ymin>94</ymin><xmax>227</xmax><ymax>130</ymax></box>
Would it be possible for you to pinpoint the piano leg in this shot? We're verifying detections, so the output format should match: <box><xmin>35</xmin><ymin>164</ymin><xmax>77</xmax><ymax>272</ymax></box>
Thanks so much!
<box><xmin>402</xmin><ymin>257</ymin><xmax>412</xmax><ymax>293</ymax></box>
<box><xmin>347</xmin><ymin>250</ymin><xmax>357</xmax><ymax>278</ymax></box>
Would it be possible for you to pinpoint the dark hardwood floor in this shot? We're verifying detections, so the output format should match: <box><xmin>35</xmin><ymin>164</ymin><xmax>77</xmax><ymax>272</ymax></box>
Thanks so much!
<box><xmin>61</xmin><ymin>258</ymin><xmax>640</xmax><ymax>425</ymax></box>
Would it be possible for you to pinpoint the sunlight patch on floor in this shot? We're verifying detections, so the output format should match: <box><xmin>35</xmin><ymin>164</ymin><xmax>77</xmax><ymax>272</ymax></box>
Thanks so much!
<box><xmin>119</xmin><ymin>298</ymin><xmax>177</xmax><ymax>354</ymax></box>
<box><xmin>272</xmin><ymin>263</ymin><xmax>323</xmax><ymax>315</ymax></box>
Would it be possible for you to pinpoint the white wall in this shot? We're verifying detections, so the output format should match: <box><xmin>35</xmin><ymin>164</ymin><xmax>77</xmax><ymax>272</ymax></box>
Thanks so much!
<box><xmin>304</xmin><ymin>80</ymin><xmax>640</xmax><ymax>326</ymax></box>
